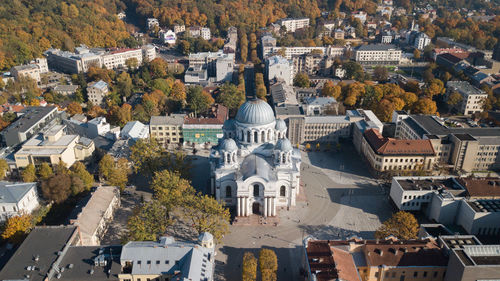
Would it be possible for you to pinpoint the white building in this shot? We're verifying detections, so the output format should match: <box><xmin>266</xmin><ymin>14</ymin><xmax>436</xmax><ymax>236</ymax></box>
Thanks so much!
<box><xmin>101</xmin><ymin>48</ymin><xmax>143</xmax><ymax>69</ymax></box>
<box><xmin>0</xmin><ymin>182</ymin><xmax>39</xmax><ymax>222</ymax></box>
<box><xmin>160</xmin><ymin>30</ymin><xmax>177</xmax><ymax>45</ymax></box>
<box><xmin>173</xmin><ymin>24</ymin><xmax>185</xmax><ymax>34</ymax></box>
<box><xmin>31</xmin><ymin>58</ymin><xmax>48</xmax><ymax>74</ymax></box>
<box><xmin>201</xmin><ymin>27</ymin><xmax>211</xmax><ymax>40</ymax></box>
<box><xmin>121</xmin><ymin>121</ymin><xmax>149</xmax><ymax>142</ymax></box>
<box><xmin>354</xmin><ymin>44</ymin><xmax>402</xmax><ymax>65</ymax></box>
<box><xmin>87</xmin><ymin>117</ymin><xmax>111</xmax><ymax>139</ymax></box>
<box><xmin>263</xmin><ymin>45</ymin><xmax>346</xmax><ymax>60</ymax></box>
<box><xmin>188</xmin><ymin>26</ymin><xmax>211</xmax><ymax>40</ymax></box>
<box><xmin>446</xmin><ymin>81</ymin><xmax>487</xmax><ymax>115</ymax></box>
<box><xmin>147</xmin><ymin>18</ymin><xmax>160</xmax><ymax>30</ymax></box>
<box><xmin>215</xmin><ymin>54</ymin><xmax>234</xmax><ymax>82</ymax></box>
<box><xmin>87</xmin><ymin>80</ymin><xmax>109</xmax><ymax>106</ymax></box>
<box><xmin>10</xmin><ymin>64</ymin><xmax>41</xmax><ymax>83</ymax></box>
<box><xmin>210</xmin><ymin>98</ymin><xmax>301</xmax><ymax>217</ymax></box>
<box><xmin>303</xmin><ymin>97</ymin><xmax>338</xmax><ymax>116</ymax></box>
<box><xmin>414</xmin><ymin>32</ymin><xmax>432</xmax><ymax>50</ymax></box>
<box><xmin>334</xmin><ymin>66</ymin><xmax>346</xmax><ymax>78</ymax></box>
<box><xmin>119</xmin><ymin>233</ymin><xmax>215</xmax><ymax>281</ymax></box>
<box><xmin>352</xmin><ymin>11</ymin><xmax>367</xmax><ymax>23</ymax></box>
<box><xmin>266</xmin><ymin>55</ymin><xmax>293</xmax><ymax>86</ymax></box>
<box><xmin>278</xmin><ymin>18</ymin><xmax>310</xmax><ymax>33</ymax></box>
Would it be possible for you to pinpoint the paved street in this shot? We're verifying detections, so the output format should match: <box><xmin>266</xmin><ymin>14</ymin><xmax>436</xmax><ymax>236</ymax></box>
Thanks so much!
<box><xmin>215</xmin><ymin>145</ymin><xmax>393</xmax><ymax>280</ymax></box>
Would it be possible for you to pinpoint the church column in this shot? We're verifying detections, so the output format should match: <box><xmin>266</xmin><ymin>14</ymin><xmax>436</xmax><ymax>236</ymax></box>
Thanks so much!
<box><xmin>244</xmin><ymin>197</ymin><xmax>248</xmax><ymax>216</ymax></box>
<box><xmin>266</xmin><ymin>197</ymin><xmax>271</xmax><ymax>217</ymax></box>
<box><xmin>263</xmin><ymin>197</ymin><xmax>267</xmax><ymax>217</ymax></box>
<box><xmin>237</xmin><ymin>197</ymin><xmax>241</xmax><ymax>217</ymax></box>
<box><xmin>272</xmin><ymin>197</ymin><xmax>276</xmax><ymax>216</ymax></box>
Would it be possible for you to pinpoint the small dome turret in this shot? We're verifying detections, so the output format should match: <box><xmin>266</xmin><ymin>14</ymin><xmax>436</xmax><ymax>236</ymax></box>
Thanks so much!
<box><xmin>223</xmin><ymin>119</ymin><xmax>236</xmax><ymax>130</ymax></box>
<box><xmin>220</xmin><ymin>138</ymin><xmax>238</xmax><ymax>152</ymax></box>
<box><xmin>275</xmin><ymin>138</ymin><xmax>292</xmax><ymax>152</ymax></box>
<box><xmin>275</xmin><ymin>119</ymin><xmax>286</xmax><ymax>130</ymax></box>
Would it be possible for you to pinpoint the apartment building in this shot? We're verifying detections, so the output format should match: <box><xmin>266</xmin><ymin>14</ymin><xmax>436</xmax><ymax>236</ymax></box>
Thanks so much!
<box><xmin>303</xmin><ymin>236</ymin><xmax>448</xmax><ymax>281</ymax></box>
<box><xmin>187</xmin><ymin>26</ymin><xmax>211</xmax><ymax>40</ymax></box>
<box><xmin>87</xmin><ymin>80</ymin><xmax>109</xmax><ymax>106</ymax></box>
<box><xmin>14</xmin><ymin>125</ymin><xmax>95</xmax><ymax>168</ymax></box>
<box><xmin>0</xmin><ymin>106</ymin><xmax>59</xmax><ymax>147</ymax></box>
<box><xmin>0</xmin><ymin>182</ymin><xmax>39</xmax><ymax>222</ymax></box>
<box><xmin>360</xmin><ymin>129</ymin><xmax>436</xmax><ymax>173</ymax></box>
<box><xmin>183</xmin><ymin>104</ymin><xmax>228</xmax><ymax>145</ymax></box>
<box><xmin>446</xmin><ymin>81</ymin><xmax>487</xmax><ymax>115</ymax></box>
<box><xmin>278</xmin><ymin>18</ymin><xmax>310</xmax><ymax>33</ymax></box>
<box><xmin>149</xmin><ymin>114</ymin><xmax>185</xmax><ymax>145</ymax></box>
<box><xmin>414</xmin><ymin>32</ymin><xmax>432</xmax><ymax>50</ymax></box>
<box><xmin>355</xmin><ymin>44</ymin><xmax>402</xmax><ymax>65</ymax></box>
<box><xmin>266</xmin><ymin>55</ymin><xmax>293</xmax><ymax>85</ymax></box>
<box><xmin>263</xmin><ymin>45</ymin><xmax>345</xmax><ymax>59</ymax></box>
<box><xmin>394</xmin><ymin>113</ymin><xmax>500</xmax><ymax>172</ymax></box>
<box><xmin>303</xmin><ymin>97</ymin><xmax>338</xmax><ymax>116</ymax></box>
<box><xmin>445</xmin><ymin>244</ymin><xmax>500</xmax><ymax>281</ymax></box>
<box><xmin>269</xmin><ymin>80</ymin><xmax>297</xmax><ymax>107</ymax></box>
<box><xmin>44</xmin><ymin>45</ymin><xmax>155</xmax><ymax>74</ymax></box>
<box><xmin>10</xmin><ymin>64</ymin><xmax>41</xmax><ymax>83</ymax></box>
<box><xmin>187</xmin><ymin>51</ymin><xmax>234</xmax><ymax>84</ymax></box>
<box><xmin>390</xmin><ymin>176</ymin><xmax>500</xmax><ymax>236</ymax></box>
<box><xmin>147</xmin><ymin>18</ymin><xmax>159</xmax><ymax>30</ymax></box>
<box><xmin>292</xmin><ymin>53</ymin><xmax>335</xmax><ymax>76</ymax></box>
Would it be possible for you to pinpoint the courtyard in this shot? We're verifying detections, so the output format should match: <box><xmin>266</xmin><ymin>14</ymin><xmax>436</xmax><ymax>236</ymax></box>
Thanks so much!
<box><xmin>215</xmin><ymin>144</ymin><xmax>394</xmax><ymax>281</ymax></box>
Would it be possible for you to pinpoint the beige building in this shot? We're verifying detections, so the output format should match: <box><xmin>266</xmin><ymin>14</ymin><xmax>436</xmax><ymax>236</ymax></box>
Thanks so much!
<box><xmin>446</xmin><ymin>81</ymin><xmax>487</xmax><ymax>115</ymax></box>
<box><xmin>10</xmin><ymin>64</ymin><xmax>41</xmax><ymax>83</ymax></box>
<box><xmin>360</xmin><ymin>128</ymin><xmax>436</xmax><ymax>173</ymax></box>
<box><xmin>87</xmin><ymin>80</ymin><xmax>109</xmax><ymax>106</ymax></box>
<box><xmin>149</xmin><ymin>114</ymin><xmax>185</xmax><ymax>146</ymax></box>
<box><xmin>14</xmin><ymin>125</ymin><xmax>95</xmax><ymax>168</ymax></box>
<box><xmin>278</xmin><ymin>17</ymin><xmax>310</xmax><ymax>33</ymax></box>
<box><xmin>304</xmin><ymin>237</ymin><xmax>448</xmax><ymax>281</ymax></box>
<box><xmin>355</xmin><ymin>44</ymin><xmax>402</xmax><ymax>65</ymax></box>
<box><xmin>394</xmin><ymin>113</ymin><xmax>500</xmax><ymax>172</ymax></box>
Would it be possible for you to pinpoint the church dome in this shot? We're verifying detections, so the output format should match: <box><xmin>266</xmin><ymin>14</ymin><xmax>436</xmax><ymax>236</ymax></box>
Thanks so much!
<box><xmin>223</xmin><ymin>119</ymin><xmax>236</xmax><ymax>130</ymax></box>
<box><xmin>235</xmin><ymin>98</ymin><xmax>275</xmax><ymax>125</ymax></box>
<box><xmin>220</xmin><ymin>138</ymin><xmax>238</xmax><ymax>152</ymax></box>
<box><xmin>275</xmin><ymin>119</ymin><xmax>286</xmax><ymax>130</ymax></box>
<box><xmin>275</xmin><ymin>138</ymin><xmax>293</xmax><ymax>152</ymax></box>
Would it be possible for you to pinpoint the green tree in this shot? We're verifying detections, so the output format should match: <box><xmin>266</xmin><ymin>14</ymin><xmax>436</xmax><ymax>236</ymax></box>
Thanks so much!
<box><xmin>126</xmin><ymin>200</ymin><xmax>171</xmax><ymax>241</ymax></box>
<box><xmin>259</xmin><ymin>248</ymin><xmax>278</xmax><ymax>281</ymax></box>
<box><xmin>424</xmin><ymin>79</ymin><xmax>445</xmax><ymax>98</ymax></box>
<box><xmin>186</xmin><ymin>86</ymin><xmax>215</xmax><ymax>116</ymax></box>
<box><xmin>21</xmin><ymin>164</ymin><xmax>36</xmax><ymax>182</ymax></box>
<box><xmin>242</xmin><ymin>252</ymin><xmax>258</xmax><ymax>281</ymax></box>
<box><xmin>375</xmin><ymin>211</ymin><xmax>419</xmax><ymax>240</ymax></box>
<box><xmin>344</xmin><ymin>61</ymin><xmax>365</xmax><ymax>81</ymax></box>
<box><xmin>106</xmin><ymin>158</ymin><xmax>130</xmax><ymax>190</ymax></box>
<box><xmin>447</xmin><ymin>91</ymin><xmax>463</xmax><ymax>107</ymax></box>
<box><xmin>216</xmin><ymin>83</ymin><xmax>245</xmax><ymax>111</ymax></box>
<box><xmin>151</xmin><ymin>170</ymin><xmax>195</xmax><ymax>216</ymax></box>
<box><xmin>130</xmin><ymin>138</ymin><xmax>166</xmax><ymax>177</ymax></box>
<box><xmin>38</xmin><ymin>163</ymin><xmax>53</xmax><ymax>180</ymax></box>
<box><xmin>99</xmin><ymin>154</ymin><xmax>115</xmax><ymax>179</ymax></box>
<box><xmin>116</xmin><ymin>72</ymin><xmax>133</xmax><ymax>98</ymax></box>
<box><xmin>182</xmin><ymin>193</ymin><xmax>230</xmax><ymax>242</ymax></box>
<box><xmin>293</xmin><ymin>72</ymin><xmax>310</xmax><ymax>88</ymax></box>
<box><xmin>70</xmin><ymin>162</ymin><xmax>93</xmax><ymax>189</ymax></box>
<box><xmin>0</xmin><ymin>159</ymin><xmax>8</xmax><ymax>179</ymax></box>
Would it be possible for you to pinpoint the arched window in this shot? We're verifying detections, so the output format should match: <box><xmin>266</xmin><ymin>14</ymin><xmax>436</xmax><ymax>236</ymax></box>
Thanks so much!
<box><xmin>253</xmin><ymin>184</ymin><xmax>259</xmax><ymax>197</ymax></box>
<box><xmin>254</xmin><ymin>131</ymin><xmax>258</xmax><ymax>143</ymax></box>
<box><xmin>280</xmin><ymin>186</ymin><xmax>286</xmax><ymax>197</ymax></box>
<box><xmin>247</xmin><ymin>131</ymin><xmax>251</xmax><ymax>142</ymax></box>
<box><xmin>240</xmin><ymin>130</ymin><xmax>244</xmax><ymax>141</ymax></box>
<box><xmin>261</xmin><ymin>131</ymin><xmax>266</xmax><ymax>142</ymax></box>
<box><xmin>282</xmin><ymin>154</ymin><xmax>286</xmax><ymax>163</ymax></box>
<box><xmin>226</xmin><ymin>186</ymin><xmax>232</xmax><ymax>197</ymax></box>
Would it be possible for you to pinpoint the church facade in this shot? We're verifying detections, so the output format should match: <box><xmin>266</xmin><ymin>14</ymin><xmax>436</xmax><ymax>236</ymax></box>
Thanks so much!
<box><xmin>210</xmin><ymin>98</ymin><xmax>301</xmax><ymax>217</ymax></box>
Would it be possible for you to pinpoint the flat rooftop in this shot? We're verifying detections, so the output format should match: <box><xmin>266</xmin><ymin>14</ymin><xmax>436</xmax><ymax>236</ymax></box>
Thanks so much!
<box><xmin>2</xmin><ymin>106</ymin><xmax>57</xmax><ymax>134</ymax></box>
<box><xmin>397</xmin><ymin>177</ymin><xmax>464</xmax><ymax>192</ymax></box>
<box><xmin>467</xmin><ymin>199</ymin><xmax>500</xmax><ymax>213</ymax></box>
<box><xmin>440</xmin><ymin>236</ymin><xmax>481</xmax><ymax>251</ymax></box>
<box><xmin>456</xmin><ymin>245</ymin><xmax>500</xmax><ymax>266</ymax></box>
<box><xmin>407</xmin><ymin>115</ymin><xmax>500</xmax><ymax>138</ymax></box>
<box><xmin>57</xmin><ymin>246</ymin><xmax>121</xmax><ymax>281</ymax></box>
<box><xmin>458</xmin><ymin>177</ymin><xmax>500</xmax><ymax>198</ymax></box>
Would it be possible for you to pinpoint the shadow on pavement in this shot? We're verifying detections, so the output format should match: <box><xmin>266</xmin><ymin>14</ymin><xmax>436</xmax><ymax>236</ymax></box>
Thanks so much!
<box><xmin>298</xmin><ymin>224</ymin><xmax>375</xmax><ymax>240</ymax></box>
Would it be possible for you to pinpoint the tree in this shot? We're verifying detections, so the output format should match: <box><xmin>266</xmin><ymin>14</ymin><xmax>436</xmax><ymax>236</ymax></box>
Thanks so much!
<box><xmin>1</xmin><ymin>214</ymin><xmax>33</xmax><ymax>244</ymax></box>
<box><xmin>41</xmin><ymin>173</ymin><xmax>72</xmax><ymax>203</ymax></box>
<box><xmin>186</xmin><ymin>86</ymin><xmax>215</xmax><ymax>116</ymax></box>
<box><xmin>70</xmin><ymin>162</ymin><xmax>93</xmax><ymax>189</ymax></box>
<box><xmin>375</xmin><ymin>211</ymin><xmax>419</xmax><ymax>240</ymax></box>
<box><xmin>182</xmin><ymin>193</ymin><xmax>230</xmax><ymax>242</ymax></box>
<box><xmin>152</xmin><ymin>170</ymin><xmax>195</xmax><ymax>215</ymax></box>
<box><xmin>321</xmin><ymin>81</ymin><xmax>341</xmax><ymax>99</ymax></box>
<box><xmin>87</xmin><ymin>105</ymin><xmax>106</xmax><ymax>118</ymax></box>
<box><xmin>0</xmin><ymin>159</ymin><xmax>8</xmax><ymax>179</ymax></box>
<box><xmin>149</xmin><ymin>58</ymin><xmax>169</xmax><ymax>79</ymax></box>
<box><xmin>293</xmin><ymin>72</ymin><xmax>310</xmax><ymax>88</ymax></box>
<box><xmin>242</xmin><ymin>252</ymin><xmax>258</xmax><ymax>281</ymax></box>
<box><xmin>240</xmin><ymin>33</ymin><xmax>248</xmax><ymax>63</ymax></box>
<box><xmin>67</xmin><ymin>102</ymin><xmax>83</xmax><ymax>115</ymax></box>
<box><xmin>170</xmin><ymin>80</ymin><xmax>187</xmax><ymax>102</ymax></box>
<box><xmin>447</xmin><ymin>91</ymin><xmax>463</xmax><ymax>107</ymax></box>
<box><xmin>130</xmin><ymin>138</ymin><xmax>166</xmax><ymax>177</ymax></box>
<box><xmin>99</xmin><ymin>154</ymin><xmax>115</xmax><ymax>179</ymax></box>
<box><xmin>125</xmin><ymin>58</ymin><xmax>139</xmax><ymax>70</ymax></box>
<box><xmin>38</xmin><ymin>163</ymin><xmax>53</xmax><ymax>180</ymax></box>
<box><xmin>126</xmin><ymin>200</ymin><xmax>171</xmax><ymax>241</ymax></box>
<box><xmin>413</xmin><ymin>49</ymin><xmax>421</xmax><ymax>59</ymax></box>
<box><xmin>116</xmin><ymin>72</ymin><xmax>133</xmax><ymax>98</ymax></box>
<box><xmin>344</xmin><ymin>61</ymin><xmax>365</xmax><ymax>81</ymax></box>
<box><xmin>373</xmin><ymin>66</ymin><xmax>389</xmax><ymax>82</ymax></box>
<box><xmin>424</xmin><ymin>79</ymin><xmax>445</xmax><ymax>98</ymax></box>
<box><xmin>21</xmin><ymin>164</ymin><xmax>36</xmax><ymax>182</ymax></box>
<box><xmin>106</xmin><ymin>158</ymin><xmax>130</xmax><ymax>190</ymax></box>
<box><xmin>412</xmin><ymin>98</ymin><xmax>437</xmax><ymax>114</ymax></box>
<box><xmin>259</xmin><ymin>248</ymin><xmax>278</xmax><ymax>281</ymax></box>
<box><xmin>216</xmin><ymin>83</ymin><xmax>245</xmax><ymax>111</ymax></box>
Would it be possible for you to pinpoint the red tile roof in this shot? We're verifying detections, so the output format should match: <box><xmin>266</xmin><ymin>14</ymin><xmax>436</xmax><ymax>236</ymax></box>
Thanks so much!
<box><xmin>364</xmin><ymin>129</ymin><xmax>435</xmax><ymax>156</ymax></box>
<box><xmin>184</xmin><ymin>104</ymin><xmax>228</xmax><ymax>125</ymax></box>
<box><xmin>364</xmin><ymin>240</ymin><xmax>448</xmax><ymax>267</ymax></box>
<box><xmin>458</xmin><ymin>177</ymin><xmax>500</xmax><ymax>198</ymax></box>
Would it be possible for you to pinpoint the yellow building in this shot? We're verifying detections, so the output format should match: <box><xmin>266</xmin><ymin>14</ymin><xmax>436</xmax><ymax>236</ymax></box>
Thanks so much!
<box><xmin>14</xmin><ymin>125</ymin><xmax>94</xmax><ymax>168</ymax></box>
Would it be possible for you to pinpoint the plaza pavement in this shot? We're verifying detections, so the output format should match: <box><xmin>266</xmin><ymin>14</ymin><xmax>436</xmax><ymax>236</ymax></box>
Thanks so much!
<box><xmin>215</xmin><ymin>145</ymin><xmax>394</xmax><ymax>281</ymax></box>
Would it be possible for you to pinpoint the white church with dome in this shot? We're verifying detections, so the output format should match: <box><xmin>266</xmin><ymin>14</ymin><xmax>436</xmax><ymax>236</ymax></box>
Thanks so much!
<box><xmin>210</xmin><ymin>98</ymin><xmax>301</xmax><ymax>217</ymax></box>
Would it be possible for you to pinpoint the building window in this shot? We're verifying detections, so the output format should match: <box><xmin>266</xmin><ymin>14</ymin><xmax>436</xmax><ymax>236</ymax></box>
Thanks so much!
<box><xmin>413</xmin><ymin>272</ymin><xmax>417</xmax><ymax>277</ymax></box>
<box><xmin>253</xmin><ymin>184</ymin><xmax>259</xmax><ymax>197</ymax></box>
<box><xmin>226</xmin><ymin>186</ymin><xmax>232</xmax><ymax>198</ymax></box>
<box><xmin>280</xmin><ymin>186</ymin><xmax>286</xmax><ymax>197</ymax></box>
